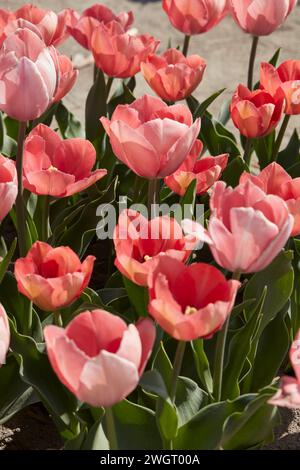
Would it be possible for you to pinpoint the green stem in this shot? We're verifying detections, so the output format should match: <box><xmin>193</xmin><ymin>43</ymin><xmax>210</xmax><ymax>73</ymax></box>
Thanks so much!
<box><xmin>182</xmin><ymin>35</ymin><xmax>191</xmax><ymax>57</ymax></box>
<box><xmin>106</xmin><ymin>76</ymin><xmax>114</xmax><ymax>101</ymax></box>
<box><xmin>16</xmin><ymin>121</ymin><xmax>27</xmax><ymax>257</ymax></box>
<box><xmin>41</xmin><ymin>196</ymin><xmax>50</xmax><ymax>242</ymax></box>
<box><xmin>54</xmin><ymin>310</ymin><xmax>63</xmax><ymax>327</ymax></box>
<box><xmin>273</xmin><ymin>114</ymin><xmax>291</xmax><ymax>162</ymax></box>
<box><xmin>23</xmin><ymin>300</ymin><xmax>32</xmax><ymax>336</ymax></box>
<box><xmin>105</xmin><ymin>407</ymin><xmax>118</xmax><ymax>450</ymax></box>
<box><xmin>243</xmin><ymin>139</ymin><xmax>253</xmax><ymax>167</ymax></box>
<box><xmin>170</xmin><ymin>341</ymin><xmax>186</xmax><ymax>402</ymax></box>
<box><xmin>213</xmin><ymin>272</ymin><xmax>241</xmax><ymax>402</ymax></box>
<box><xmin>147</xmin><ymin>179</ymin><xmax>159</xmax><ymax>219</ymax></box>
<box><xmin>247</xmin><ymin>36</ymin><xmax>259</xmax><ymax>90</ymax></box>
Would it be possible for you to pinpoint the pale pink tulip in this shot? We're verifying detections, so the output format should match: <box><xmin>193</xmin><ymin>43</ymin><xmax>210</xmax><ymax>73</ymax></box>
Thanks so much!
<box><xmin>0</xmin><ymin>154</ymin><xmax>17</xmax><ymax>221</ymax></box>
<box><xmin>53</xmin><ymin>54</ymin><xmax>78</xmax><ymax>103</ymax></box>
<box><xmin>0</xmin><ymin>304</ymin><xmax>9</xmax><ymax>366</ymax></box>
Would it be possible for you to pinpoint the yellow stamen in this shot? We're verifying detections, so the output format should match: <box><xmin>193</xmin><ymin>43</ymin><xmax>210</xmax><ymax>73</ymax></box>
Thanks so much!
<box><xmin>184</xmin><ymin>306</ymin><xmax>198</xmax><ymax>316</ymax></box>
<box><xmin>144</xmin><ymin>255</ymin><xmax>152</xmax><ymax>262</ymax></box>
<box><xmin>48</xmin><ymin>165</ymin><xmax>58</xmax><ymax>172</ymax></box>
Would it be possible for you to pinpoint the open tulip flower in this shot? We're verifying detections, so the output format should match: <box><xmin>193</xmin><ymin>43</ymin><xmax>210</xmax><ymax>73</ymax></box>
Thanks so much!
<box><xmin>0</xmin><ymin>304</ymin><xmax>10</xmax><ymax>366</ymax></box>
<box><xmin>141</xmin><ymin>49</ymin><xmax>206</xmax><ymax>102</ymax></box>
<box><xmin>22</xmin><ymin>124</ymin><xmax>107</xmax><ymax>197</ymax></box>
<box><xmin>205</xmin><ymin>180</ymin><xmax>293</xmax><ymax>273</ymax></box>
<box><xmin>0</xmin><ymin>154</ymin><xmax>17</xmax><ymax>222</ymax></box>
<box><xmin>0</xmin><ymin>28</ymin><xmax>58</xmax><ymax>121</ymax></box>
<box><xmin>101</xmin><ymin>95</ymin><xmax>200</xmax><ymax>179</ymax></box>
<box><xmin>230</xmin><ymin>84</ymin><xmax>284</xmax><ymax>138</ymax></box>
<box><xmin>164</xmin><ymin>139</ymin><xmax>228</xmax><ymax>196</ymax></box>
<box><xmin>114</xmin><ymin>209</ymin><xmax>196</xmax><ymax>286</ymax></box>
<box><xmin>44</xmin><ymin>310</ymin><xmax>155</xmax><ymax>407</ymax></box>
<box><xmin>260</xmin><ymin>60</ymin><xmax>300</xmax><ymax>115</ymax></box>
<box><xmin>0</xmin><ymin>3</ymin><xmax>76</xmax><ymax>47</ymax></box>
<box><xmin>147</xmin><ymin>256</ymin><xmax>240</xmax><ymax>341</ymax></box>
<box><xmin>68</xmin><ymin>3</ymin><xmax>133</xmax><ymax>50</ymax></box>
<box><xmin>91</xmin><ymin>21</ymin><xmax>159</xmax><ymax>79</ymax></box>
<box><xmin>14</xmin><ymin>241</ymin><xmax>95</xmax><ymax>311</ymax></box>
<box><xmin>162</xmin><ymin>0</ymin><xmax>228</xmax><ymax>35</ymax></box>
<box><xmin>269</xmin><ymin>331</ymin><xmax>300</xmax><ymax>409</ymax></box>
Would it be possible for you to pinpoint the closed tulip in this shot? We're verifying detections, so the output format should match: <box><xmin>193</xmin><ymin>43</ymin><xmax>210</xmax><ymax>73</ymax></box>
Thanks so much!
<box><xmin>147</xmin><ymin>256</ymin><xmax>240</xmax><ymax>341</ymax></box>
<box><xmin>23</xmin><ymin>124</ymin><xmax>107</xmax><ymax>197</ymax></box>
<box><xmin>260</xmin><ymin>61</ymin><xmax>300</xmax><ymax>115</ymax></box>
<box><xmin>229</xmin><ymin>0</ymin><xmax>297</xmax><ymax>36</ymax></box>
<box><xmin>0</xmin><ymin>28</ymin><xmax>58</xmax><ymax>121</ymax></box>
<box><xmin>53</xmin><ymin>54</ymin><xmax>78</xmax><ymax>103</ymax></box>
<box><xmin>0</xmin><ymin>304</ymin><xmax>9</xmax><ymax>366</ymax></box>
<box><xmin>0</xmin><ymin>4</ymin><xmax>76</xmax><ymax>46</ymax></box>
<box><xmin>141</xmin><ymin>48</ymin><xmax>206</xmax><ymax>102</ymax></box>
<box><xmin>0</xmin><ymin>154</ymin><xmax>17</xmax><ymax>222</ymax></box>
<box><xmin>91</xmin><ymin>21</ymin><xmax>159</xmax><ymax>78</ymax></box>
<box><xmin>240</xmin><ymin>162</ymin><xmax>300</xmax><ymax>237</ymax></box>
<box><xmin>68</xmin><ymin>3</ymin><xmax>133</xmax><ymax>50</ymax></box>
<box><xmin>14</xmin><ymin>242</ymin><xmax>95</xmax><ymax>311</ymax></box>
<box><xmin>162</xmin><ymin>0</ymin><xmax>228</xmax><ymax>35</ymax></box>
<box><xmin>230</xmin><ymin>84</ymin><xmax>283</xmax><ymax>138</ymax></box>
<box><xmin>269</xmin><ymin>331</ymin><xmax>300</xmax><ymax>408</ymax></box>
<box><xmin>44</xmin><ymin>310</ymin><xmax>155</xmax><ymax>407</ymax></box>
<box><xmin>206</xmin><ymin>180</ymin><xmax>293</xmax><ymax>273</ymax></box>
<box><xmin>164</xmin><ymin>139</ymin><xmax>228</xmax><ymax>196</ymax></box>
<box><xmin>114</xmin><ymin>209</ymin><xmax>196</xmax><ymax>286</ymax></box>
<box><xmin>101</xmin><ymin>95</ymin><xmax>200</xmax><ymax>179</ymax></box>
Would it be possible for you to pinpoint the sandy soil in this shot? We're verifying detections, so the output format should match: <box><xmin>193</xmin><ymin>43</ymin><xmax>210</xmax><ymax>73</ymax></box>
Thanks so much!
<box><xmin>0</xmin><ymin>0</ymin><xmax>300</xmax><ymax>451</ymax></box>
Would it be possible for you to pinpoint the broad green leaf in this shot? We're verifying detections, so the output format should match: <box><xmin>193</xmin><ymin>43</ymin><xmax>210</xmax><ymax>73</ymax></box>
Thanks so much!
<box><xmin>180</xmin><ymin>179</ymin><xmax>197</xmax><ymax>220</ymax></box>
<box><xmin>187</xmin><ymin>89</ymin><xmax>225</xmax><ymax>120</ymax></box>
<box><xmin>123</xmin><ymin>276</ymin><xmax>149</xmax><ymax>318</ymax></box>
<box><xmin>0</xmin><ymin>238</ymin><xmax>16</xmax><ymax>284</ymax></box>
<box><xmin>56</xmin><ymin>102</ymin><xmax>83</xmax><ymax>139</ymax></box>
<box><xmin>85</xmin><ymin>69</ymin><xmax>107</xmax><ymax>142</ymax></box>
<box><xmin>191</xmin><ymin>339</ymin><xmax>213</xmax><ymax>394</ymax></box>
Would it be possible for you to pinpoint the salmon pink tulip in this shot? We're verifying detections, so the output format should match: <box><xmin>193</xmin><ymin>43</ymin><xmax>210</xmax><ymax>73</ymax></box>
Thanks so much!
<box><xmin>44</xmin><ymin>310</ymin><xmax>155</xmax><ymax>407</ymax></box>
<box><xmin>229</xmin><ymin>0</ymin><xmax>297</xmax><ymax>36</ymax></box>
<box><xmin>0</xmin><ymin>154</ymin><xmax>17</xmax><ymax>222</ymax></box>
<box><xmin>162</xmin><ymin>0</ymin><xmax>228</xmax><ymax>35</ymax></box>
<box><xmin>240</xmin><ymin>162</ymin><xmax>300</xmax><ymax>237</ymax></box>
<box><xmin>260</xmin><ymin>61</ymin><xmax>300</xmax><ymax>115</ymax></box>
<box><xmin>53</xmin><ymin>54</ymin><xmax>78</xmax><ymax>103</ymax></box>
<box><xmin>164</xmin><ymin>139</ymin><xmax>228</xmax><ymax>196</ymax></box>
<box><xmin>101</xmin><ymin>95</ymin><xmax>201</xmax><ymax>179</ymax></box>
<box><xmin>14</xmin><ymin>241</ymin><xmax>95</xmax><ymax>312</ymax></box>
<box><xmin>114</xmin><ymin>209</ymin><xmax>196</xmax><ymax>286</ymax></box>
<box><xmin>269</xmin><ymin>331</ymin><xmax>300</xmax><ymax>408</ymax></box>
<box><xmin>141</xmin><ymin>49</ymin><xmax>206</xmax><ymax>102</ymax></box>
<box><xmin>0</xmin><ymin>28</ymin><xmax>58</xmax><ymax>121</ymax></box>
<box><xmin>230</xmin><ymin>84</ymin><xmax>283</xmax><ymax>138</ymax></box>
<box><xmin>91</xmin><ymin>21</ymin><xmax>159</xmax><ymax>78</ymax></box>
<box><xmin>0</xmin><ymin>304</ymin><xmax>9</xmax><ymax>366</ymax></box>
<box><xmin>22</xmin><ymin>124</ymin><xmax>107</xmax><ymax>197</ymax></box>
<box><xmin>147</xmin><ymin>256</ymin><xmax>240</xmax><ymax>341</ymax></box>
<box><xmin>206</xmin><ymin>180</ymin><xmax>293</xmax><ymax>273</ymax></box>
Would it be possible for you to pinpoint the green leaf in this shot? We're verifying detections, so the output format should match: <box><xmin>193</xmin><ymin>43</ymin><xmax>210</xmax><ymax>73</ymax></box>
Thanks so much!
<box><xmin>191</xmin><ymin>339</ymin><xmax>213</xmax><ymax>394</ymax></box>
<box><xmin>222</xmin><ymin>156</ymin><xmax>247</xmax><ymax>187</ymax></box>
<box><xmin>200</xmin><ymin>112</ymin><xmax>240</xmax><ymax>158</ymax></box>
<box><xmin>85</xmin><ymin>69</ymin><xmax>107</xmax><ymax>142</ymax></box>
<box><xmin>180</xmin><ymin>179</ymin><xmax>197</xmax><ymax>219</ymax></box>
<box><xmin>277</xmin><ymin>130</ymin><xmax>300</xmax><ymax>171</ymax></box>
<box><xmin>108</xmin><ymin>78</ymin><xmax>136</xmax><ymax>116</ymax></box>
<box><xmin>81</xmin><ymin>418</ymin><xmax>109</xmax><ymax>450</ymax></box>
<box><xmin>140</xmin><ymin>370</ymin><xmax>169</xmax><ymax>400</ymax></box>
<box><xmin>123</xmin><ymin>276</ymin><xmax>149</xmax><ymax>318</ymax></box>
<box><xmin>187</xmin><ymin>89</ymin><xmax>225</xmax><ymax>119</ymax></box>
<box><xmin>56</xmin><ymin>102</ymin><xmax>83</xmax><ymax>139</ymax></box>
<box><xmin>0</xmin><ymin>238</ymin><xmax>16</xmax><ymax>284</ymax></box>
<box><xmin>253</xmin><ymin>132</ymin><xmax>275</xmax><ymax>169</ymax></box>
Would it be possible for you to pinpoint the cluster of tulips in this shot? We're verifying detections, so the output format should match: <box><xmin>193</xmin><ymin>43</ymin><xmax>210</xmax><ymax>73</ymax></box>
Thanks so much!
<box><xmin>0</xmin><ymin>0</ymin><xmax>300</xmax><ymax>451</ymax></box>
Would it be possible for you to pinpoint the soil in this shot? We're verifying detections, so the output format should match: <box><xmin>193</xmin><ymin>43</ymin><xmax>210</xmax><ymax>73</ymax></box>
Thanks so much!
<box><xmin>0</xmin><ymin>0</ymin><xmax>300</xmax><ymax>451</ymax></box>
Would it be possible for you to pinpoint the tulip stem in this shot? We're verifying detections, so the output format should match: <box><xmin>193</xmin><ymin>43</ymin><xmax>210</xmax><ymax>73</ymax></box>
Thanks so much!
<box><xmin>105</xmin><ymin>407</ymin><xmax>118</xmax><ymax>450</ymax></box>
<box><xmin>41</xmin><ymin>196</ymin><xmax>50</xmax><ymax>242</ymax></box>
<box><xmin>247</xmin><ymin>36</ymin><xmax>259</xmax><ymax>90</ymax></box>
<box><xmin>213</xmin><ymin>272</ymin><xmax>241</xmax><ymax>402</ymax></box>
<box><xmin>147</xmin><ymin>179</ymin><xmax>159</xmax><ymax>219</ymax></box>
<box><xmin>243</xmin><ymin>139</ymin><xmax>253</xmax><ymax>168</ymax></box>
<box><xmin>170</xmin><ymin>341</ymin><xmax>186</xmax><ymax>402</ymax></box>
<box><xmin>106</xmin><ymin>77</ymin><xmax>114</xmax><ymax>101</ymax></box>
<box><xmin>182</xmin><ymin>35</ymin><xmax>191</xmax><ymax>57</ymax></box>
<box><xmin>16</xmin><ymin>121</ymin><xmax>28</xmax><ymax>257</ymax></box>
<box><xmin>54</xmin><ymin>311</ymin><xmax>63</xmax><ymax>327</ymax></box>
<box><xmin>273</xmin><ymin>114</ymin><xmax>291</xmax><ymax>161</ymax></box>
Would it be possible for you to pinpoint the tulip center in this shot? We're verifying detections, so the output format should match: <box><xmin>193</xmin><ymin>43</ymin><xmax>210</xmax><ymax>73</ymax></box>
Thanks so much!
<box><xmin>184</xmin><ymin>306</ymin><xmax>198</xmax><ymax>316</ymax></box>
<box><xmin>144</xmin><ymin>255</ymin><xmax>152</xmax><ymax>262</ymax></box>
<box><xmin>48</xmin><ymin>165</ymin><xmax>58</xmax><ymax>172</ymax></box>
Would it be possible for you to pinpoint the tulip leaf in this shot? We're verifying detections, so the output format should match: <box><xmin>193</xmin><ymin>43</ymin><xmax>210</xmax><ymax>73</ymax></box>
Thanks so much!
<box><xmin>140</xmin><ymin>370</ymin><xmax>169</xmax><ymax>400</ymax></box>
<box><xmin>85</xmin><ymin>69</ymin><xmax>107</xmax><ymax>143</ymax></box>
<box><xmin>277</xmin><ymin>129</ymin><xmax>300</xmax><ymax>172</ymax></box>
<box><xmin>56</xmin><ymin>102</ymin><xmax>83</xmax><ymax>139</ymax></box>
<box><xmin>222</xmin><ymin>156</ymin><xmax>247</xmax><ymax>187</ymax></box>
<box><xmin>252</xmin><ymin>132</ymin><xmax>275</xmax><ymax>169</ymax></box>
<box><xmin>81</xmin><ymin>418</ymin><xmax>109</xmax><ymax>450</ymax></box>
<box><xmin>191</xmin><ymin>339</ymin><xmax>213</xmax><ymax>394</ymax></box>
<box><xmin>180</xmin><ymin>179</ymin><xmax>197</xmax><ymax>219</ymax></box>
<box><xmin>291</xmin><ymin>239</ymin><xmax>300</xmax><ymax>336</ymax></box>
<box><xmin>200</xmin><ymin>112</ymin><xmax>240</xmax><ymax>158</ymax></box>
<box><xmin>0</xmin><ymin>113</ymin><xmax>17</xmax><ymax>157</ymax></box>
<box><xmin>122</xmin><ymin>276</ymin><xmax>149</xmax><ymax>318</ymax></box>
<box><xmin>187</xmin><ymin>88</ymin><xmax>225</xmax><ymax>120</ymax></box>
<box><xmin>0</xmin><ymin>238</ymin><xmax>16</xmax><ymax>284</ymax></box>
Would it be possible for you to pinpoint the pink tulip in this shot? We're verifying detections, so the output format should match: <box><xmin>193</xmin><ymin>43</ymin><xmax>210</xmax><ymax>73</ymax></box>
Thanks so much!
<box><xmin>53</xmin><ymin>54</ymin><xmax>78</xmax><ymax>103</ymax></box>
<box><xmin>0</xmin><ymin>28</ymin><xmax>58</xmax><ymax>121</ymax></box>
<box><xmin>260</xmin><ymin>61</ymin><xmax>300</xmax><ymax>115</ymax></box>
<box><xmin>101</xmin><ymin>95</ymin><xmax>201</xmax><ymax>179</ymax></box>
<box><xmin>269</xmin><ymin>331</ymin><xmax>300</xmax><ymax>408</ymax></box>
<box><xmin>0</xmin><ymin>304</ymin><xmax>10</xmax><ymax>366</ymax></box>
<box><xmin>114</xmin><ymin>209</ymin><xmax>196</xmax><ymax>287</ymax></box>
<box><xmin>91</xmin><ymin>21</ymin><xmax>159</xmax><ymax>78</ymax></box>
<box><xmin>240</xmin><ymin>162</ymin><xmax>300</xmax><ymax>237</ymax></box>
<box><xmin>162</xmin><ymin>0</ymin><xmax>228</xmax><ymax>35</ymax></box>
<box><xmin>15</xmin><ymin>241</ymin><xmax>95</xmax><ymax>312</ymax></box>
<box><xmin>147</xmin><ymin>256</ymin><xmax>240</xmax><ymax>341</ymax></box>
<box><xmin>164</xmin><ymin>139</ymin><xmax>228</xmax><ymax>196</ymax></box>
<box><xmin>206</xmin><ymin>180</ymin><xmax>293</xmax><ymax>273</ymax></box>
<box><xmin>0</xmin><ymin>154</ymin><xmax>17</xmax><ymax>222</ymax></box>
<box><xmin>141</xmin><ymin>48</ymin><xmax>206</xmax><ymax>102</ymax></box>
<box><xmin>22</xmin><ymin>124</ymin><xmax>107</xmax><ymax>197</ymax></box>
<box><xmin>68</xmin><ymin>3</ymin><xmax>133</xmax><ymax>50</ymax></box>
<box><xmin>0</xmin><ymin>4</ymin><xmax>76</xmax><ymax>47</ymax></box>
<box><xmin>44</xmin><ymin>310</ymin><xmax>155</xmax><ymax>407</ymax></box>
<box><xmin>229</xmin><ymin>0</ymin><xmax>297</xmax><ymax>36</ymax></box>
<box><xmin>230</xmin><ymin>84</ymin><xmax>283</xmax><ymax>138</ymax></box>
